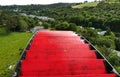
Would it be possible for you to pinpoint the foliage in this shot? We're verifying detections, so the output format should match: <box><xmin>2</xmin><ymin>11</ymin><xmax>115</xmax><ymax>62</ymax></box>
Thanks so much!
<box><xmin>0</xmin><ymin>1</ymin><xmax>120</xmax><ymax>74</ymax></box>
<box><xmin>115</xmin><ymin>38</ymin><xmax>120</xmax><ymax>51</ymax></box>
<box><xmin>0</xmin><ymin>2</ymin><xmax>120</xmax><ymax>32</ymax></box>
<box><xmin>107</xmin><ymin>52</ymin><xmax>120</xmax><ymax>66</ymax></box>
<box><xmin>0</xmin><ymin>11</ymin><xmax>39</xmax><ymax>32</ymax></box>
<box><xmin>55</xmin><ymin>21</ymin><xmax>70</xmax><ymax>30</ymax></box>
<box><xmin>44</xmin><ymin>20</ymin><xmax>77</xmax><ymax>31</ymax></box>
<box><xmin>42</xmin><ymin>22</ymin><xmax>51</xmax><ymax>29</ymax></box>
<box><xmin>18</xmin><ymin>18</ymin><xmax>28</xmax><ymax>31</ymax></box>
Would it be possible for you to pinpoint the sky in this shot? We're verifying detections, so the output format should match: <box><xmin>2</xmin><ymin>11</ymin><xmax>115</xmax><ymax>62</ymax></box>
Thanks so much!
<box><xmin>0</xmin><ymin>0</ymin><xmax>95</xmax><ymax>5</ymax></box>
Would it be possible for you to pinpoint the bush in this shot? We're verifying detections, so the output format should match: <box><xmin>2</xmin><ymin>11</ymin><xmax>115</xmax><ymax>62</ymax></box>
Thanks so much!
<box><xmin>115</xmin><ymin>38</ymin><xmax>120</xmax><ymax>51</ymax></box>
<box><xmin>107</xmin><ymin>52</ymin><xmax>120</xmax><ymax>66</ymax></box>
<box><xmin>55</xmin><ymin>21</ymin><xmax>70</xmax><ymax>30</ymax></box>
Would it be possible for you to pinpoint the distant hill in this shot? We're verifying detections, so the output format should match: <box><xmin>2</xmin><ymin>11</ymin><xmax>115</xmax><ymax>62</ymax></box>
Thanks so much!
<box><xmin>72</xmin><ymin>2</ymin><xmax>99</xmax><ymax>8</ymax></box>
<box><xmin>72</xmin><ymin>0</ymin><xmax>120</xmax><ymax>9</ymax></box>
<box><xmin>104</xmin><ymin>0</ymin><xmax>120</xmax><ymax>3</ymax></box>
<box><xmin>46</xmin><ymin>3</ymin><xmax>72</xmax><ymax>8</ymax></box>
<box><xmin>0</xmin><ymin>3</ymin><xmax>72</xmax><ymax>11</ymax></box>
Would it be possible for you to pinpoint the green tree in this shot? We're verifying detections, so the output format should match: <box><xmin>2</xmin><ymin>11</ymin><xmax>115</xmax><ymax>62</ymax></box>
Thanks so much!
<box><xmin>24</xmin><ymin>17</ymin><xmax>36</xmax><ymax>30</ymax></box>
<box><xmin>115</xmin><ymin>38</ymin><xmax>120</xmax><ymax>51</ymax></box>
<box><xmin>108</xmin><ymin>52</ymin><xmax>120</xmax><ymax>66</ymax></box>
<box><xmin>19</xmin><ymin>19</ymin><xmax>28</xmax><ymax>31</ymax></box>
<box><xmin>55</xmin><ymin>21</ymin><xmax>70</xmax><ymax>30</ymax></box>
<box><xmin>69</xmin><ymin>23</ymin><xmax>77</xmax><ymax>31</ymax></box>
<box><xmin>70</xmin><ymin>15</ymin><xmax>84</xmax><ymax>26</ymax></box>
<box><xmin>43</xmin><ymin>22</ymin><xmax>51</xmax><ymax>29</ymax></box>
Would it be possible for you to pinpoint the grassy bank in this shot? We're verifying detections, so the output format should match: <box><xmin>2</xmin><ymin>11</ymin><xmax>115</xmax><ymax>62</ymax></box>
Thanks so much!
<box><xmin>72</xmin><ymin>2</ymin><xmax>99</xmax><ymax>8</ymax></box>
<box><xmin>0</xmin><ymin>32</ymin><xmax>33</xmax><ymax>77</ymax></box>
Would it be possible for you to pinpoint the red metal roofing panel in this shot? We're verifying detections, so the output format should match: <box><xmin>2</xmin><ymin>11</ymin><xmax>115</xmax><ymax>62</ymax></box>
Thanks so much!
<box><xmin>19</xmin><ymin>30</ymin><xmax>116</xmax><ymax>77</ymax></box>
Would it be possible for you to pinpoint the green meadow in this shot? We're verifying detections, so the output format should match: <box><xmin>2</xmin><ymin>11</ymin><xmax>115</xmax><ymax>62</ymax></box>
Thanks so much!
<box><xmin>72</xmin><ymin>2</ymin><xmax>99</xmax><ymax>8</ymax></box>
<box><xmin>0</xmin><ymin>32</ymin><xmax>33</xmax><ymax>77</ymax></box>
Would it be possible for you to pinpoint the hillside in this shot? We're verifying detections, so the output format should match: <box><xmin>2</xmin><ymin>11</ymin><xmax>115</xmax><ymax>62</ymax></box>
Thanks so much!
<box><xmin>0</xmin><ymin>1</ymin><xmax>120</xmax><ymax>76</ymax></box>
<box><xmin>72</xmin><ymin>2</ymin><xmax>99</xmax><ymax>8</ymax></box>
<box><xmin>0</xmin><ymin>3</ymin><xmax>72</xmax><ymax>12</ymax></box>
<box><xmin>72</xmin><ymin>0</ymin><xmax>120</xmax><ymax>9</ymax></box>
<box><xmin>105</xmin><ymin>0</ymin><xmax>120</xmax><ymax>3</ymax></box>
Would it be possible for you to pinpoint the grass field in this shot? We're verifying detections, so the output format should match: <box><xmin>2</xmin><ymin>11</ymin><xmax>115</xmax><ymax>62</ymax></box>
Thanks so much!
<box><xmin>72</xmin><ymin>2</ymin><xmax>99</xmax><ymax>8</ymax></box>
<box><xmin>0</xmin><ymin>32</ymin><xmax>33</xmax><ymax>77</ymax></box>
<box><xmin>105</xmin><ymin>0</ymin><xmax>120</xmax><ymax>3</ymax></box>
